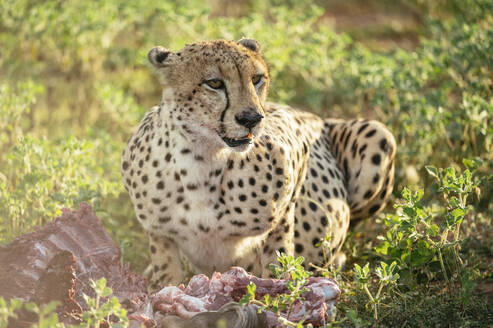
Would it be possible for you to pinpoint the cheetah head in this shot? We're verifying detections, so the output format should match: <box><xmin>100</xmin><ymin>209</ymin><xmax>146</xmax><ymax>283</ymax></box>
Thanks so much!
<box><xmin>148</xmin><ymin>39</ymin><xmax>269</xmax><ymax>153</ymax></box>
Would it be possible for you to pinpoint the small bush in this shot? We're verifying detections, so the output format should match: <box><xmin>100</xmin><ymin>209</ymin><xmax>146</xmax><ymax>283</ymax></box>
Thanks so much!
<box><xmin>0</xmin><ymin>278</ymin><xmax>127</xmax><ymax>328</ymax></box>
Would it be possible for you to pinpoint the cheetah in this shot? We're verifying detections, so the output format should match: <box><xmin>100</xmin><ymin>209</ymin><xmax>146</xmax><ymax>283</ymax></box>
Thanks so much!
<box><xmin>121</xmin><ymin>39</ymin><xmax>396</xmax><ymax>288</ymax></box>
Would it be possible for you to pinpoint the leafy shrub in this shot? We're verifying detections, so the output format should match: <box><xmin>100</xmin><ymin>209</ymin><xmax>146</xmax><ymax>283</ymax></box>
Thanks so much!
<box><xmin>376</xmin><ymin>159</ymin><xmax>483</xmax><ymax>289</ymax></box>
<box><xmin>0</xmin><ymin>278</ymin><xmax>127</xmax><ymax>328</ymax></box>
<box><xmin>0</xmin><ymin>297</ymin><xmax>23</xmax><ymax>328</ymax></box>
<box><xmin>340</xmin><ymin>160</ymin><xmax>491</xmax><ymax>327</ymax></box>
<box><xmin>0</xmin><ymin>82</ymin><xmax>121</xmax><ymax>243</ymax></box>
<box><xmin>79</xmin><ymin>278</ymin><xmax>128</xmax><ymax>328</ymax></box>
<box><xmin>240</xmin><ymin>252</ymin><xmax>314</xmax><ymax>326</ymax></box>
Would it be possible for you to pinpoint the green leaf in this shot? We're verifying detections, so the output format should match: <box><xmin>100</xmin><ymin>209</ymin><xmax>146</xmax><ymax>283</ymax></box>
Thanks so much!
<box><xmin>462</xmin><ymin>158</ymin><xmax>482</xmax><ymax>171</ymax></box>
<box><xmin>375</xmin><ymin>241</ymin><xmax>390</xmax><ymax>255</ymax></box>
<box><xmin>450</xmin><ymin>207</ymin><xmax>466</xmax><ymax>219</ymax></box>
<box><xmin>429</xmin><ymin>224</ymin><xmax>440</xmax><ymax>237</ymax></box>
<box><xmin>239</xmin><ymin>282</ymin><xmax>257</xmax><ymax>306</ymax></box>
<box><xmin>295</xmin><ymin>256</ymin><xmax>305</xmax><ymax>265</ymax></box>
<box><xmin>401</xmin><ymin>188</ymin><xmax>412</xmax><ymax>201</ymax></box>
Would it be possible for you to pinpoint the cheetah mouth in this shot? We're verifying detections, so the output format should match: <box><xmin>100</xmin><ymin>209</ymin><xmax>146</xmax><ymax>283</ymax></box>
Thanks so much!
<box><xmin>221</xmin><ymin>133</ymin><xmax>253</xmax><ymax>147</ymax></box>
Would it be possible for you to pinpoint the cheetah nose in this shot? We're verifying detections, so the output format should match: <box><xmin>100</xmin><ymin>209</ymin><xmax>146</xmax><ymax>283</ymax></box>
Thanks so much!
<box><xmin>235</xmin><ymin>110</ymin><xmax>264</xmax><ymax>129</ymax></box>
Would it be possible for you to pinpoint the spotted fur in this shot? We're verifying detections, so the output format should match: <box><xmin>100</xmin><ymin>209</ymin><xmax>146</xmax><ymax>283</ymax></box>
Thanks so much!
<box><xmin>121</xmin><ymin>40</ymin><xmax>396</xmax><ymax>288</ymax></box>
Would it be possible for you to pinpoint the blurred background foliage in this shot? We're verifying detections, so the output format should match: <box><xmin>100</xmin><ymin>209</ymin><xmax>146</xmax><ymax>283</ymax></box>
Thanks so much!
<box><xmin>0</xmin><ymin>0</ymin><xmax>492</xmax><ymax>325</ymax></box>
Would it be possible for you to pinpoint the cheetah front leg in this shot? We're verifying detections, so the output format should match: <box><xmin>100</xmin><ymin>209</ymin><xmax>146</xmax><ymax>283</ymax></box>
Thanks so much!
<box><xmin>325</xmin><ymin>119</ymin><xmax>396</xmax><ymax>223</ymax></box>
<box><xmin>147</xmin><ymin>234</ymin><xmax>184</xmax><ymax>290</ymax></box>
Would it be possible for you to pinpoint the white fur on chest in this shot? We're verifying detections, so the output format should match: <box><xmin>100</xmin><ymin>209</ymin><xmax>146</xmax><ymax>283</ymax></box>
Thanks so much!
<box><xmin>153</xmin><ymin>128</ymin><xmax>263</xmax><ymax>273</ymax></box>
<box><xmin>165</xmin><ymin>167</ymin><xmax>265</xmax><ymax>274</ymax></box>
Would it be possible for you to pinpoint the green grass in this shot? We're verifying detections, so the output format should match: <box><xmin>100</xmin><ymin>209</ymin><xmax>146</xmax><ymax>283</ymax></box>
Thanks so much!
<box><xmin>0</xmin><ymin>0</ymin><xmax>492</xmax><ymax>326</ymax></box>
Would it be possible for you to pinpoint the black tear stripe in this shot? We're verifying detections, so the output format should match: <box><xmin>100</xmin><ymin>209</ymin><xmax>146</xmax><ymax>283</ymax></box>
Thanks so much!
<box><xmin>217</xmin><ymin>62</ymin><xmax>230</xmax><ymax>123</ymax></box>
<box><xmin>220</xmin><ymin>86</ymin><xmax>230</xmax><ymax>122</ymax></box>
<box><xmin>220</xmin><ymin>52</ymin><xmax>245</xmax><ymax>122</ymax></box>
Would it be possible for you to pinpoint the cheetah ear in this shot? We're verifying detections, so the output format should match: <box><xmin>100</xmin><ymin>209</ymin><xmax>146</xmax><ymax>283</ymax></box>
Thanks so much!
<box><xmin>148</xmin><ymin>46</ymin><xmax>175</xmax><ymax>68</ymax></box>
<box><xmin>237</xmin><ymin>38</ymin><xmax>261</xmax><ymax>53</ymax></box>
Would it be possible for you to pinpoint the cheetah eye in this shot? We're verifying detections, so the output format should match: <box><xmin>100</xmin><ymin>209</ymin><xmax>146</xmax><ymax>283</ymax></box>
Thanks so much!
<box><xmin>204</xmin><ymin>78</ymin><xmax>225</xmax><ymax>90</ymax></box>
<box><xmin>252</xmin><ymin>74</ymin><xmax>264</xmax><ymax>85</ymax></box>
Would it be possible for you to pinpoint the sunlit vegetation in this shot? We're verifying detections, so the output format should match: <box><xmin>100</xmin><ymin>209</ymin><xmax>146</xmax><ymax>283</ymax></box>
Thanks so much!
<box><xmin>1</xmin><ymin>0</ymin><xmax>491</xmax><ymax>326</ymax></box>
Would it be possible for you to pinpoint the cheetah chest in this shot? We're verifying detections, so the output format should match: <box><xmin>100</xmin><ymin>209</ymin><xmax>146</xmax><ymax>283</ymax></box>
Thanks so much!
<box><xmin>158</xmin><ymin>147</ymin><xmax>298</xmax><ymax>268</ymax></box>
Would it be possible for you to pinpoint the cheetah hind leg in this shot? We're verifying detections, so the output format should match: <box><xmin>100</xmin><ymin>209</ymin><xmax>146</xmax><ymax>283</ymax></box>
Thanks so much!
<box><xmin>325</xmin><ymin>119</ymin><xmax>396</xmax><ymax>223</ymax></box>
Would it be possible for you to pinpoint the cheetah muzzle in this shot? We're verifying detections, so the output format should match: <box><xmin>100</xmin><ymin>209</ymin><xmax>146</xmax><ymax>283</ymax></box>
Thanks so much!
<box><xmin>122</xmin><ymin>38</ymin><xmax>396</xmax><ymax>288</ymax></box>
